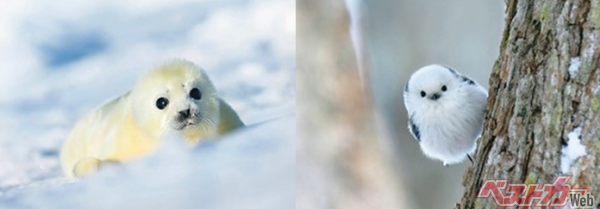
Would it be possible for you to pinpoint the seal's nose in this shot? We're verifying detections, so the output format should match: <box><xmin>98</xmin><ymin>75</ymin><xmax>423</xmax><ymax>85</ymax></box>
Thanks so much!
<box><xmin>179</xmin><ymin>109</ymin><xmax>191</xmax><ymax>118</ymax></box>
<box><xmin>430</xmin><ymin>93</ymin><xmax>441</xmax><ymax>101</ymax></box>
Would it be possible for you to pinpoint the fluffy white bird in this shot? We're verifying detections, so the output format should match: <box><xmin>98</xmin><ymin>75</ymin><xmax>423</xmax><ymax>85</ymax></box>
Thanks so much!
<box><xmin>403</xmin><ymin>64</ymin><xmax>488</xmax><ymax>166</ymax></box>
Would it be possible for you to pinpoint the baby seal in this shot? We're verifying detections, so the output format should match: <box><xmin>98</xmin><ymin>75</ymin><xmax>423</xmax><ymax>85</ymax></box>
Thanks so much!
<box><xmin>60</xmin><ymin>60</ymin><xmax>244</xmax><ymax>177</ymax></box>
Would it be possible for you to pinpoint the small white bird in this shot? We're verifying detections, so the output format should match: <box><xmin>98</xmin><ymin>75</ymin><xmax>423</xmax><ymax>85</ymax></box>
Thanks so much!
<box><xmin>403</xmin><ymin>64</ymin><xmax>487</xmax><ymax>166</ymax></box>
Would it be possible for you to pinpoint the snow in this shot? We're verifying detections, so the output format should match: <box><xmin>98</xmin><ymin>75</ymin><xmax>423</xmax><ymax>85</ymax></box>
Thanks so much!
<box><xmin>568</xmin><ymin>57</ymin><xmax>581</xmax><ymax>78</ymax></box>
<box><xmin>1</xmin><ymin>116</ymin><xmax>295</xmax><ymax>209</ymax></box>
<box><xmin>560</xmin><ymin>127</ymin><xmax>587</xmax><ymax>173</ymax></box>
<box><xmin>0</xmin><ymin>0</ymin><xmax>295</xmax><ymax>207</ymax></box>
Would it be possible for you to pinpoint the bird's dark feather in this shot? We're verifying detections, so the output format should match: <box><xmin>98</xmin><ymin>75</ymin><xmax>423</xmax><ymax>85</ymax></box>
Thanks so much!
<box><xmin>408</xmin><ymin>115</ymin><xmax>421</xmax><ymax>142</ymax></box>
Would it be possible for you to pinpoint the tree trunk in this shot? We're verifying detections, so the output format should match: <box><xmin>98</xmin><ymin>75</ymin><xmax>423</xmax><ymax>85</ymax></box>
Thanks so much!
<box><xmin>457</xmin><ymin>0</ymin><xmax>600</xmax><ymax>208</ymax></box>
<box><xmin>297</xmin><ymin>0</ymin><xmax>410</xmax><ymax>208</ymax></box>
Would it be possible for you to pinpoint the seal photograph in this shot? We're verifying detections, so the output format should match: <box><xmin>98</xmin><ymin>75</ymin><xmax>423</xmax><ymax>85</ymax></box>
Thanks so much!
<box><xmin>0</xmin><ymin>0</ymin><xmax>294</xmax><ymax>208</ymax></box>
<box><xmin>60</xmin><ymin>60</ymin><xmax>245</xmax><ymax>177</ymax></box>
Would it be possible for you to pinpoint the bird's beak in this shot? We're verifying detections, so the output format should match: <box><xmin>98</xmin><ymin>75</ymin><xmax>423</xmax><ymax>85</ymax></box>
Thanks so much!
<box><xmin>430</xmin><ymin>93</ymin><xmax>441</xmax><ymax>101</ymax></box>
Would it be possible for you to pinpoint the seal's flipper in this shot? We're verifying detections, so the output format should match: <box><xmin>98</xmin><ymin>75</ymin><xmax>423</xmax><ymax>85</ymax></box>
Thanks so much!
<box><xmin>217</xmin><ymin>98</ymin><xmax>245</xmax><ymax>134</ymax></box>
<box><xmin>73</xmin><ymin>157</ymin><xmax>102</xmax><ymax>178</ymax></box>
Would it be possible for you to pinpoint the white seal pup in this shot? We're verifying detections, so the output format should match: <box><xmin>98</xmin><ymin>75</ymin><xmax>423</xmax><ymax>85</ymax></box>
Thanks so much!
<box><xmin>60</xmin><ymin>60</ymin><xmax>244</xmax><ymax>177</ymax></box>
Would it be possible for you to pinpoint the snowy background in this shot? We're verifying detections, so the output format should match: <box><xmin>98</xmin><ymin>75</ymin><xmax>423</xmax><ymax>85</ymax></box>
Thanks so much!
<box><xmin>0</xmin><ymin>0</ymin><xmax>295</xmax><ymax>208</ymax></box>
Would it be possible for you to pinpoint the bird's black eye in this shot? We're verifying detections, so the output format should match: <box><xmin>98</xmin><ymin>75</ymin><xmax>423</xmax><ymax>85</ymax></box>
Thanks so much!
<box><xmin>420</xmin><ymin>91</ymin><xmax>426</xmax><ymax>97</ymax></box>
<box><xmin>441</xmin><ymin>85</ymin><xmax>447</xmax><ymax>91</ymax></box>
<box><xmin>156</xmin><ymin>97</ymin><xmax>169</xmax><ymax>110</ymax></box>
<box><xmin>190</xmin><ymin>88</ymin><xmax>202</xmax><ymax>100</ymax></box>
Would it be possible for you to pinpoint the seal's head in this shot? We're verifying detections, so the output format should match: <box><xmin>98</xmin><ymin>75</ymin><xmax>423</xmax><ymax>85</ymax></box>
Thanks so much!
<box><xmin>130</xmin><ymin>60</ymin><xmax>220</xmax><ymax>142</ymax></box>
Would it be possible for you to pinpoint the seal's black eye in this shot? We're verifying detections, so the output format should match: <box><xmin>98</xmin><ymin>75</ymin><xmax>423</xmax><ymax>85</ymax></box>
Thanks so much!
<box><xmin>156</xmin><ymin>97</ymin><xmax>169</xmax><ymax>110</ymax></box>
<box><xmin>441</xmin><ymin>85</ymin><xmax>447</xmax><ymax>91</ymax></box>
<box><xmin>190</xmin><ymin>88</ymin><xmax>202</xmax><ymax>100</ymax></box>
<box><xmin>420</xmin><ymin>91</ymin><xmax>426</xmax><ymax>97</ymax></box>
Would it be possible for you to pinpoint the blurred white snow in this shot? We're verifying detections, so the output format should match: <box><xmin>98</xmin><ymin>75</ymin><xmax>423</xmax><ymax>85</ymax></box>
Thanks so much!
<box><xmin>2</xmin><ymin>116</ymin><xmax>295</xmax><ymax>209</ymax></box>
<box><xmin>0</xmin><ymin>0</ymin><xmax>295</xmax><ymax>207</ymax></box>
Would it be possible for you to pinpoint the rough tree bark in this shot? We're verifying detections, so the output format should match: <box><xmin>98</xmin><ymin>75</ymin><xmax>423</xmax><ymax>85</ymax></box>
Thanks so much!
<box><xmin>297</xmin><ymin>0</ymin><xmax>410</xmax><ymax>208</ymax></box>
<box><xmin>458</xmin><ymin>0</ymin><xmax>600</xmax><ymax>208</ymax></box>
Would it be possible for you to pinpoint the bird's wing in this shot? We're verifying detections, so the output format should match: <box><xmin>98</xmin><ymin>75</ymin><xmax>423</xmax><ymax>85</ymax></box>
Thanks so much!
<box><xmin>408</xmin><ymin>115</ymin><xmax>421</xmax><ymax>142</ymax></box>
